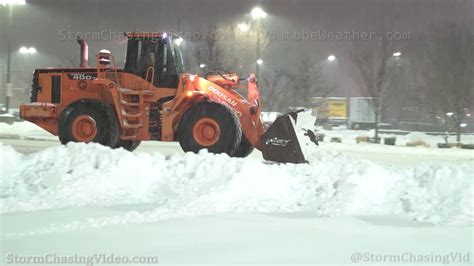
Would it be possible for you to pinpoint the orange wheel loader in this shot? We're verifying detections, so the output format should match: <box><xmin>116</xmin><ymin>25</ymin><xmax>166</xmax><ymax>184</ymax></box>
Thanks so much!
<box><xmin>20</xmin><ymin>32</ymin><xmax>313</xmax><ymax>163</ymax></box>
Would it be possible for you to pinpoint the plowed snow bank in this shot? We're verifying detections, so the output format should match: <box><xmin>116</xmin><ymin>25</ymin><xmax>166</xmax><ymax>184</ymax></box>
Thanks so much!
<box><xmin>1</xmin><ymin>143</ymin><xmax>472</xmax><ymax>225</ymax></box>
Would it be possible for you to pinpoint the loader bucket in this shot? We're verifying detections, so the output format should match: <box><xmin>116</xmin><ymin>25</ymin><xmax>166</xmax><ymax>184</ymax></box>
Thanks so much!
<box><xmin>260</xmin><ymin>110</ymin><xmax>317</xmax><ymax>164</ymax></box>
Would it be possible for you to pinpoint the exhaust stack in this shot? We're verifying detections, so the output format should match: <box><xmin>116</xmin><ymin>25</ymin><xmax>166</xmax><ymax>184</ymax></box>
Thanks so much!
<box><xmin>77</xmin><ymin>38</ymin><xmax>89</xmax><ymax>68</ymax></box>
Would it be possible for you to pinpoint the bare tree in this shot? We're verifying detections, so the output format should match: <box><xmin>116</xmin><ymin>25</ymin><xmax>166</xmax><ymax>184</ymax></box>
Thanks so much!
<box><xmin>258</xmin><ymin>55</ymin><xmax>335</xmax><ymax>112</ymax></box>
<box><xmin>292</xmin><ymin>56</ymin><xmax>335</xmax><ymax>108</ymax></box>
<box><xmin>422</xmin><ymin>22</ymin><xmax>474</xmax><ymax>142</ymax></box>
<box><xmin>259</xmin><ymin>67</ymin><xmax>292</xmax><ymax>111</ymax></box>
<box><xmin>190</xmin><ymin>21</ymin><xmax>269</xmax><ymax>76</ymax></box>
<box><xmin>347</xmin><ymin>15</ymin><xmax>401</xmax><ymax>141</ymax></box>
<box><xmin>215</xmin><ymin>21</ymin><xmax>269</xmax><ymax>74</ymax></box>
<box><xmin>188</xmin><ymin>25</ymin><xmax>225</xmax><ymax>73</ymax></box>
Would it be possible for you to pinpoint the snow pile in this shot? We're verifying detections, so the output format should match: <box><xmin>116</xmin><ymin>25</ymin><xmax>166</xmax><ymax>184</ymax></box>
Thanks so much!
<box><xmin>0</xmin><ymin>113</ymin><xmax>15</xmax><ymax>118</ymax></box>
<box><xmin>260</xmin><ymin>111</ymin><xmax>282</xmax><ymax>123</ymax></box>
<box><xmin>402</xmin><ymin>164</ymin><xmax>474</xmax><ymax>225</ymax></box>
<box><xmin>0</xmin><ymin>142</ymin><xmax>472</xmax><ymax>226</ymax></box>
<box><xmin>405</xmin><ymin>132</ymin><xmax>430</xmax><ymax>143</ymax></box>
<box><xmin>0</xmin><ymin>144</ymin><xmax>23</xmax><ymax>191</ymax></box>
<box><xmin>0</xmin><ymin>121</ymin><xmax>55</xmax><ymax>140</ymax></box>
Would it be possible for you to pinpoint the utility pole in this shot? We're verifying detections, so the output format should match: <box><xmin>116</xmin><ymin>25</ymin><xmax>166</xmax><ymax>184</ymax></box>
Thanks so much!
<box><xmin>2</xmin><ymin>1</ymin><xmax>26</xmax><ymax>113</ymax></box>
<box><xmin>250</xmin><ymin>7</ymin><xmax>267</xmax><ymax>81</ymax></box>
<box><xmin>6</xmin><ymin>40</ymin><xmax>12</xmax><ymax>112</ymax></box>
<box><xmin>256</xmin><ymin>21</ymin><xmax>260</xmax><ymax>80</ymax></box>
<box><xmin>4</xmin><ymin>4</ymin><xmax>13</xmax><ymax>113</ymax></box>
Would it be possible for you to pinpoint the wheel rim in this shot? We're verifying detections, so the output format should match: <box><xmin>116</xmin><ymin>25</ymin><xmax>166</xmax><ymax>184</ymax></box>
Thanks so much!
<box><xmin>71</xmin><ymin>115</ymin><xmax>98</xmax><ymax>142</ymax></box>
<box><xmin>192</xmin><ymin>118</ymin><xmax>221</xmax><ymax>147</ymax></box>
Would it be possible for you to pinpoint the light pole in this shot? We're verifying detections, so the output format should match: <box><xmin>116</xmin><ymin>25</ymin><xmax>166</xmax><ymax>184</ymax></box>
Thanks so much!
<box><xmin>1</xmin><ymin>0</ymin><xmax>26</xmax><ymax>6</ymax></box>
<box><xmin>323</xmin><ymin>55</ymin><xmax>338</xmax><ymax>94</ymax></box>
<box><xmin>2</xmin><ymin>0</ymin><xmax>26</xmax><ymax>112</ymax></box>
<box><xmin>6</xmin><ymin>46</ymin><xmax>37</xmax><ymax>111</ymax></box>
<box><xmin>251</xmin><ymin>7</ymin><xmax>267</xmax><ymax>81</ymax></box>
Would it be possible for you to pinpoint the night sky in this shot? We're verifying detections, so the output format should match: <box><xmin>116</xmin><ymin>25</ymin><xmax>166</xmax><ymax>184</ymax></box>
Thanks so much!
<box><xmin>1</xmin><ymin>0</ymin><xmax>472</xmax><ymax>97</ymax></box>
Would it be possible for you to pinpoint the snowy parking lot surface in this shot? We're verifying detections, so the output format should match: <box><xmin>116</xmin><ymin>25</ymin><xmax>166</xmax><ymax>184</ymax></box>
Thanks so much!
<box><xmin>1</xmin><ymin>120</ymin><xmax>473</xmax><ymax>265</ymax></box>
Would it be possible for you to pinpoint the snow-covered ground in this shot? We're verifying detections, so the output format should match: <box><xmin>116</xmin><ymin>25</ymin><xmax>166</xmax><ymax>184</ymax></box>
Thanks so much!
<box><xmin>1</xmin><ymin>141</ymin><xmax>473</xmax><ymax>265</ymax></box>
<box><xmin>1</xmin><ymin>119</ymin><xmax>473</xmax><ymax>265</ymax></box>
<box><xmin>3</xmin><ymin>141</ymin><xmax>473</xmax><ymax>221</ymax></box>
<box><xmin>3</xmin><ymin>120</ymin><xmax>474</xmax><ymax>146</ymax></box>
<box><xmin>2</xmin><ymin>142</ymin><xmax>473</xmax><ymax>224</ymax></box>
<box><xmin>3</xmin><ymin>212</ymin><xmax>471</xmax><ymax>265</ymax></box>
<box><xmin>0</xmin><ymin>120</ymin><xmax>56</xmax><ymax>141</ymax></box>
<box><xmin>317</xmin><ymin>126</ymin><xmax>474</xmax><ymax>147</ymax></box>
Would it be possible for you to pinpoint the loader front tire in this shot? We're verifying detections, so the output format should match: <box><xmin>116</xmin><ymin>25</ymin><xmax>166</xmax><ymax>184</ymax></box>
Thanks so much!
<box><xmin>178</xmin><ymin>101</ymin><xmax>241</xmax><ymax>155</ymax></box>
<box><xmin>59</xmin><ymin>99</ymin><xmax>119</xmax><ymax>147</ymax></box>
<box><xmin>232</xmin><ymin>134</ymin><xmax>254</xmax><ymax>158</ymax></box>
<box><xmin>115</xmin><ymin>139</ymin><xmax>141</xmax><ymax>152</ymax></box>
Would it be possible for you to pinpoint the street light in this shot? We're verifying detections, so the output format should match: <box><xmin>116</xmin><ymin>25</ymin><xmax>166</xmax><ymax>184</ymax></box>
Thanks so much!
<box><xmin>1</xmin><ymin>0</ymin><xmax>25</xmax><ymax>6</ymax></box>
<box><xmin>250</xmin><ymin>7</ymin><xmax>267</xmax><ymax>81</ymax></box>
<box><xmin>3</xmin><ymin>45</ymin><xmax>37</xmax><ymax>114</ymax></box>
<box><xmin>237</xmin><ymin>23</ymin><xmax>249</xmax><ymax>32</ymax></box>
<box><xmin>19</xmin><ymin>47</ymin><xmax>28</xmax><ymax>54</ymax></box>
<box><xmin>327</xmin><ymin>55</ymin><xmax>336</xmax><ymax>61</ymax></box>
<box><xmin>251</xmin><ymin>7</ymin><xmax>267</xmax><ymax>20</ymax></box>
<box><xmin>199</xmin><ymin>64</ymin><xmax>206</xmax><ymax>69</ymax></box>
<box><xmin>393</xmin><ymin>52</ymin><xmax>401</xmax><ymax>57</ymax></box>
<box><xmin>19</xmin><ymin>46</ymin><xmax>37</xmax><ymax>54</ymax></box>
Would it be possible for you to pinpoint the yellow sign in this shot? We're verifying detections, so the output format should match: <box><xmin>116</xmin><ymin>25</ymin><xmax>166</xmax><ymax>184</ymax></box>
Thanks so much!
<box><xmin>327</xmin><ymin>99</ymin><xmax>347</xmax><ymax>118</ymax></box>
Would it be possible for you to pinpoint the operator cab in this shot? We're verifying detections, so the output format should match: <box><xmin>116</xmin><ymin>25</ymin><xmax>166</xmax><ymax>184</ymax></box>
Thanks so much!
<box><xmin>124</xmin><ymin>33</ymin><xmax>185</xmax><ymax>88</ymax></box>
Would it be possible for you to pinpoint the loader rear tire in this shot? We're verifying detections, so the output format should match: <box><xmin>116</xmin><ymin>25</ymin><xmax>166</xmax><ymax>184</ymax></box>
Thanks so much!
<box><xmin>115</xmin><ymin>139</ymin><xmax>141</xmax><ymax>152</ymax></box>
<box><xmin>59</xmin><ymin>99</ymin><xmax>119</xmax><ymax>147</ymax></box>
<box><xmin>178</xmin><ymin>101</ymin><xmax>241</xmax><ymax>155</ymax></box>
<box><xmin>232</xmin><ymin>134</ymin><xmax>254</xmax><ymax>158</ymax></box>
